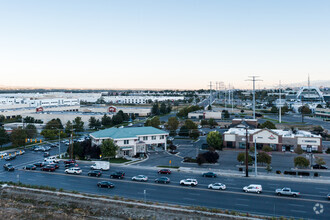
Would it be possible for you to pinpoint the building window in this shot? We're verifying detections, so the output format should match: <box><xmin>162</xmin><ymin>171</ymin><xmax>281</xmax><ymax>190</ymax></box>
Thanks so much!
<box><xmin>124</xmin><ymin>140</ymin><xmax>129</xmax><ymax>145</ymax></box>
<box><xmin>160</xmin><ymin>135</ymin><xmax>164</xmax><ymax>139</ymax></box>
<box><xmin>143</xmin><ymin>136</ymin><xmax>148</xmax><ymax>141</ymax></box>
<box><xmin>152</xmin><ymin>136</ymin><xmax>156</xmax><ymax>140</ymax></box>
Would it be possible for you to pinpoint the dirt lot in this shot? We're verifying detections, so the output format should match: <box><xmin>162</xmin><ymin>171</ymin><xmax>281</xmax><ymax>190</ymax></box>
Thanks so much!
<box><xmin>0</xmin><ymin>185</ymin><xmax>254</xmax><ymax>220</ymax></box>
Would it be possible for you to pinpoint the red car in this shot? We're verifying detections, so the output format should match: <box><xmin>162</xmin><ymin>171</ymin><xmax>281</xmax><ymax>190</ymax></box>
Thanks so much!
<box><xmin>158</xmin><ymin>169</ymin><xmax>171</xmax><ymax>174</ymax></box>
<box><xmin>64</xmin><ymin>159</ymin><xmax>76</xmax><ymax>164</ymax></box>
<box><xmin>41</xmin><ymin>165</ymin><xmax>55</xmax><ymax>172</ymax></box>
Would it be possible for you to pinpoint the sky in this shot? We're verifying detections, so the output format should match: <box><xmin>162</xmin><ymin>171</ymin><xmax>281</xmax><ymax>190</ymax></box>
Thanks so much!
<box><xmin>0</xmin><ymin>0</ymin><xmax>329</xmax><ymax>90</ymax></box>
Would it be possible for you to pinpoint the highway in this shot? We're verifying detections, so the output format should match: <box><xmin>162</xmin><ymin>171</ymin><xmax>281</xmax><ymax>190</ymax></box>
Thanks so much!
<box><xmin>1</xmin><ymin>148</ymin><xmax>329</xmax><ymax>219</ymax></box>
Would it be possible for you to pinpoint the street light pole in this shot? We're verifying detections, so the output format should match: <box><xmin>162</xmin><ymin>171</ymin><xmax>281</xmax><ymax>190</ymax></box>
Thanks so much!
<box><xmin>245</xmin><ymin>127</ymin><xmax>249</xmax><ymax>177</ymax></box>
<box><xmin>254</xmin><ymin>138</ymin><xmax>257</xmax><ymax>177</ymax></box>
<box><xmin>58</xmin><ymin>129</ymin><xmax>61</xmax><ymax>159</ymax></box>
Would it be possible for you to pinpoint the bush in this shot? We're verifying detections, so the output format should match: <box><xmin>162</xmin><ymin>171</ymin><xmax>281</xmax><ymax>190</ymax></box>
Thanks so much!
<box><xmin>314</xmin><ymin>172</ymin><xmax>319</xmax><ymax>177</ymax></box>
<box><xmin>326</xmin><ymin>148</ymin><xmax>330</xmax><ymax>154</ymax></box>
<box><xmin>262</xmin><ymin>145</ymin><xmax>272</xmax><ymax>152</ymax></box>
<box><xmin>294</xmin><ymin>156</ymin><xmax>310</xmax><ymax>168</ymax></box>
<box><xmin>297</xmin><ymin>172</ymin><xmax>309</xmax><ymax>176</ymax></box>
<box><xmin>294</xmin><ymin>146</ymin><xmax>303</xmax><ymax>155</ymax></box>
<box><xmin>283</xmin><ymin>171</ymin><xmax>296</xmax><ymax>175</ymax></box>
<box><xmin>276</xmin><ymin>170</ymin><xmax>281</xmax><ymax>174</ymax></box>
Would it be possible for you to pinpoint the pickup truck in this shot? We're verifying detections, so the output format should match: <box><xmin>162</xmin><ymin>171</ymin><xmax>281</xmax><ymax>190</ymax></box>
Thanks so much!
<box><xmin>275</xmin><ymin>188</ymin><xmax>300</xmax><ymax>197</ymax></box>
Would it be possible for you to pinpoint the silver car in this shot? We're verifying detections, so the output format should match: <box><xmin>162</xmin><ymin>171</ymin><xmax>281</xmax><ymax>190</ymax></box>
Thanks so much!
<box><xmin>132</xmin><ymin>175</ymin><xmax>148</xmax><ymax>182</ymax></box>
<box><xmin>208</xmin><ymin>183</ymin><xmax>226</xmax><ymax>190</ymax></box>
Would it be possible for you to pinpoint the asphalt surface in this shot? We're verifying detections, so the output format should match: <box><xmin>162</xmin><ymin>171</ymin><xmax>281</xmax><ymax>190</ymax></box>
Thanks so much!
<box><xmin>1</xmin><ymin>147</ymin><xmax>329</xmax><ymax>219</ymax></box>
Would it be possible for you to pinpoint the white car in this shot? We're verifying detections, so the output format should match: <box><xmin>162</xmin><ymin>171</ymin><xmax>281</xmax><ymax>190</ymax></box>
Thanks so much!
<box><xmin>0</xmin><ymin>152</ymin><xmax>8</xmax><ymax>157</ymax></box>
<box><xmin>65</xmin><ymin>167</ymin><xmax>82</xmax><ymax>175</ymax></box>
<box><xmin>44</xmin><ymin>156</ymin><xmax>59</xmax><ymax>163</ymax></box>
<box><xmin>132</xmin><ymin>175</ymin><xmax>148</xmax><ymax>182</ymax></box>
<box><xmin>208</xmin><ymin>183</ymin><xmax>226</xmax><ymax>190</ymax></box>
<box><xmin>243</xmin><ymin>184</ymin><xmax>262</xmax><ymax>194</ymax></box>
<box><xmin>128</xmin><ymin>123</ymin><xmax>133</xmax><ymax>127</ymax></box>
<box><xmin>180</xmin><ymin>179</ymin><xmax>198</xmax><ymax>186</ymax></box>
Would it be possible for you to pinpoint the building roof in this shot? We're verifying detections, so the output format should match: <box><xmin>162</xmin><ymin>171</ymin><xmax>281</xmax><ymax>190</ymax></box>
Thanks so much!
<box><xmin>224</xmin><ymin>128</ymin><xmax>321</xmax><ymax>138</ymax></box>
<box><xmin>90</xmin><ymin>126</ymin><xmax>168</xmax><ymax>139</ymax></box>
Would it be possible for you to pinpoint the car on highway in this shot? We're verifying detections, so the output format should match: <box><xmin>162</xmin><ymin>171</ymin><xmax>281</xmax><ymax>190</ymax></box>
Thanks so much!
<box><xmin>275</xmin><ymin>188</ymin><xmax>300</xmax><ymax>197</ymax></box>
<box><xmin>180</xmin><ymin>179</ymin><xmax>198</xmax><ymax>186</ymax></box>
<box><xmin>44</xmin><ymin>152</ymin><xmax>50</xmax><ymax>157</ymax></box>
<box><xmin>202</xmin><ymin>172</ymin><xmax>217</xmax><ymax>178</ymax></box>
<box><xmin>65</xmin><ymin>167</ymin><xmax>82</xmax><ymax>175</ymax></box>
<box><xmin>44</xmin><ymin>162</ymin><xmax>59</xmax><ymax>169</ymax></box>
<box><xmin>64</xmin><ymin>159</ymin><xmax>76</xmax><ymax>164</ymax></box>
<box><xmin>208</xmin><ymin>183</ymin><xmax>226</xmax><ymax>190</ymax></box>
<box><xmin>65</xmin><ymin>163</ymin><xmax>79</xmax><ymax>168</ymax></box>
<box><xmin>158</xmin><ymin>169</ymin><xmax>171</xmax><ymax>174</ymax></box>
<box><xmin>132</xmin><ymin>175</ymin><xmax>148</xmax><ymax>182</ymax></box>
<box><xmin>23</xmin><ymin>165</ymin><xmax>37</xmax><ymax>170</ymax></box>
<box><xmin>312</xmin><ymin>164</ymin><xmax>328</xmax><ymax>169</ymax></box>
<box><xmin>33</xmin><ymin>162</ymin><xmax>46</xmax><ymax>167</ymax></box>
<box><xmin>110</xmin><ymin>171</ymin><xmax>125</xmax><ymax>179</ymax></box>
<box><xmin>3</xmin><ymin>163</ymin><xmax>15</xmax><ymax>171</ymax></box>
<box><xmin>88</xmin><ymin>170</ymin><xmax>102</xmax><ymax>177</ymax></box>
<box><xmin>155</xmin><ymin>177</ymin><xmax>170</xmax><ymax>184</ymax></box>
<box><xmin>243</xmin><ymin>184</ymin><xmax>262</xmax><ymax>194</ymax></box>
<box><xmin>41</xmin><ymin>165</ymin><xmax>56</xmax><ymax>172</ymax></box>
<box><xmin>97</xmin><ymin>181</ymin><xmax>115</xmax><ymax>188</ymax></box>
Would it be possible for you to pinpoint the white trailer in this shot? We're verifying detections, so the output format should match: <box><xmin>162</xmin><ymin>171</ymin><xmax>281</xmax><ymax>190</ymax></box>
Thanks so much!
<box><xmin>90</xmin><ymin>161</ymin><xmax>110</xmax><ymax>171</ymax></box>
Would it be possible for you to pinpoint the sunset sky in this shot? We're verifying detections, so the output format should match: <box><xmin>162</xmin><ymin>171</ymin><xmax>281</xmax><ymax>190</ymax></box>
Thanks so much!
<box><xmin>0</xmin><ymin>0</ymin><xmax>329</xmax><ymax>90</ymax></box>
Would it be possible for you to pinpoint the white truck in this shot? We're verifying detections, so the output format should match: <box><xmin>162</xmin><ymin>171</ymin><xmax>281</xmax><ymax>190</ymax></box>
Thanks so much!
<box><xmin>90</xmin><ymin>161</ymin><xmax>110</xmax><ymax>171</ymax></box>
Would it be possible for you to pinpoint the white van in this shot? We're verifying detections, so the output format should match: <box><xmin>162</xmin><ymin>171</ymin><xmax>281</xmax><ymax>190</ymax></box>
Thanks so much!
<box><xmin>44</xmin><ymin>156</ymin><xmax>59</xmax><ymax>163</ymax></box>
<box><xmin>243</xmin><ymin>184</ymin><xmax>262</xmax><ymax>194</ymax></box>
<box><xmin>90</xmin><ymin>161</ymin><xmax>110</xmax><ymax>171</ymax></box>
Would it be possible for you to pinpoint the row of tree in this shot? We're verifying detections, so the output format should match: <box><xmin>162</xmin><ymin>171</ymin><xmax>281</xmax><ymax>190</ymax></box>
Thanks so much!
<box><xmin>0</xmin><ymin>124</ymin><xmax>37</xmax><ymax>147</ymax></box>
<box><xmin>151</xmin><ymin>102</ymin><xmax>172</xmax><ymax>115</ymax></box>
<box><xmin>94</xmin><ymin>110</ymin><xmax>132</xmax><ymax>129</ymax></box>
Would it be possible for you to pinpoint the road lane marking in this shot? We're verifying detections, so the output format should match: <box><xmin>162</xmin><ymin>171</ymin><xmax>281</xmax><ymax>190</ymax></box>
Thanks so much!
<box><xmin>183</xmin><ymin>198</ymin><xmax>196</xmax><ymax>201</ymax></box>
<box><xmin>291</xmin><ymin>210</ymin><xmax>307</xmax><ymax>213</ymax></box>
<box><xmin>236</xmin><ymin>198</ymin><xmax>249</xmax><ymax>201</ymax></box>
<box><xmin>236</xmin><ymin>204</ymin><xmax>249</xmax><ymax>207</ymax></box>
<box><xmin>288</xmin><ymin>204</ymin><xmax>304</xmax><ymax>207</ymax></box>
<box><xmin>16</xmin><ymin>169</ymin><xmax>330</xmax><ymax>205</ymax></box>
<box><xmin>188</xmin><ymin>192</ymin><xmax>200</xmax><ymax>196</ymax></box>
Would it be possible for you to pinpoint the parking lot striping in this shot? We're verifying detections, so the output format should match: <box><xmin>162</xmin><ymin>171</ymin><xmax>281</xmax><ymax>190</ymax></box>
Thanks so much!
<box><xmin>288</xmin><ymin>204</ymin><xmax>304</xmax><ymax>207</ymax></box>
<box><xmin>17</xmin><ymin>169</ymin><xmax>330</xmax><ymax>205</ymax></box>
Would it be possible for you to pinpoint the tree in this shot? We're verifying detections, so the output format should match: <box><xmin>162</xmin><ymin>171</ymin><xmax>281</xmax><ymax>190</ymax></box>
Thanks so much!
<box><xmin>178</xmin><ymin>125</ymin><xmax>189</xmax><ymax>136</ymax></box>
<box><xmin>65</xmin><ymin>121</ymin><xmax>73</xmax><ymax>136</ymax></box>
<box><xmin>249</xmin><ymin>145</ymin><xmax>255</xmax><ymax>153</ymax></box>
<box><xmin>150</xmin><ymin>116</ymin><xmax>161</xmax><ymax>128</ymax></box>
<box><xmin>313</xmin><ymin>126</ymin><xmax>324</xmax><ymax>135</ymax></box>
<box><xmin>0</xmin><ymin>127</ymin><xmax>10</xmax><ymax>147</ymax></box>
<box><xmin>169</xmin><ymin>144</ymin><xmax>177</xmax><ymax>152</ymax></box>
<box><xmin>207</xmin><ymin>105</ymin><xmax>212</xmax><ymax>110</ymax></box>
<box><xmin>11</xmin><ymin>127</ymin><xmax>27</xmax><ymax>147</ymax></box>
<box><xmin>101</xmin><ymin>114</ymin><xmax>112</xmax><ymax>126</ymax></box>
<box><xmin>237</xmin><ymin>152</ymin><xmax>252</xmax><ymax>164</ymax></box>
<box><xmin>166</xmin><ymin>104</ymin><xmax>172</xmax><ymax>114</ymax></box>
<box><xmin>200</xmin><ymin>120</ymin><xmax>208</xmax><ymax>126</ymax></box>
<box><xmin>117</xmin><ymin>110</ymin><xmax>129</xmax><ymax>122</ymax></box>
<box><xmin>299</xmin><ymin>105</ymin><xmax>311</xmax><ymax>115</ymax></box>
<box><xmin>294</xmin><ymin>146</ymin><xmax>303</xmax><ymax>155</ymax></box>
<box><xmin>257</xmin><ymin>152</ymin><xmax>272</xmax><ymax>165</ymax></box>
<box><xmin>184</xmin><ymin>119</ymin><xmax>197</xmax><ymax>130</ymax></box>
<box><xmin>45</xmin><ymin>118</ymin><xmax>63</xmax><ymax>130</ymax></box>
<box><xmin>206</xmin><ymin>131</ymin><xmax>222</xmax><ymax>150</ymax></box>
<box><xmin>260</xmin><ymin>121</ymin><xmax>276</xmax><ymax>129</ymax></box>
<box><xmin>112</xmin><ymin>114</ymin><xmax>123</xmax><ymax>125</ymax></box>
<box><xmin>262</xmin><ymin>145</ymin><xmax>272</xmax><ymax>152</ymax></box>
<box><xmin>196</xmin><ymin>153</ymin><xmax>206</xmax><ymax>165</ymax></box>
<box><xmin>25</xmin><ymin>124</ymin><xmax>37</xmax><ymax>139</ymax></box>
<box><xmin>202</xmin><ymin>150</ymin><xmax>219</xmax><ymax>163</ymax></box>
<box><xmin>315</xmin><ymin>156</ymin><xmax>326</xmax><ymax>165</ymax></box>
<box><xmin>222</xmin><ymin>110</ymin><xmax>229</xmax><ymax>119</ymax></box>
<box><xmin>89</xmin><ymin>117</ymin><xmax>97</xmax><ymax>129</ymax></box>
<box><xmin>23</xmin><ymin>116</ymin><xmax>36</xmax><ymax>123</ymax></box>
<box><xmin>167</xmin><ymin>117</ymin><xmax>179</xmax><ymax>132</ymax></box>
<box><xmin>270</xmin><ymin>106</ymin><xmax>278</xmax><ymax>113</ymax></box>
<box><xmin>294</xmin><ymin>156</ymin><xmax>310</xmax><ymax>168</ymax></box>
<box><xmin>73</xmin><ymin>117</ymin><xmax>84</xmax><ymax>132</ymax></box>
<box><xmin>151</xmin><ymin>103</ymin><xmax>160</xmax><ymax>115</ymax></box>
<box><xmin>41</xmin><ymin>129</ymin><xmax>57</xmax><ymax>140</ymax></box>
<box><xmin>160</xmin><ymin>102</ymin><xmax>167</xmax><ymax>114</ymax></box>
<box><xmin>208</xmin><ymin>118</ymin><xmax>217</xmax><ymax>128</ymax></box>
<box><xmin>100</xmin><ymin>139</ymin><xmax>118</xmax><ymax>159</ymax></box>
<box><xmin>67</xmin><ymin>142</ymin><xmax>84</xmax><ymax>159</ymax></box>
<box><xmin>189</xmin><ymin>129</ymin><xmax>200</xmax><ymax>139</ymax></box>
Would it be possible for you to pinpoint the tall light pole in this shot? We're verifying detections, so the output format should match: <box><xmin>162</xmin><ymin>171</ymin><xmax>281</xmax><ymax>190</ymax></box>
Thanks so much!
<box><xmin>254</xmin><ymin>137</ymin><xmax>257</xmax><ymax>177</ymax></box>
<box><xmin>58</xmin><ymin>129</ymin><xmax>61</xmax><ymax>159</ymax></box>
<box><xmin>245</xmin><ymin>126</ymin><xmax>249</xmax><ymax>177</ymax></box>
<box><xmin>246</xmin><ymin>76</ymin><xmax>262</xmax><ymax>119</ymax></box>
<box><xmin>279</xmin><ymin>81</ymin><xmax>282</xmax><ymax>123</ymax></box>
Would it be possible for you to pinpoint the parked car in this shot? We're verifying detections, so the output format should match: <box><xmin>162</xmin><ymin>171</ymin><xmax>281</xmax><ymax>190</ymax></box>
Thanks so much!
<box><xmin>0</xmin><ymin>152</ymin><xmax>8</xmax><ymax>157</ymax></box>
<box><xmin>43</xmin><ymin>152</ymin><xmax>50</xmax><ymax>157</ymax></box>
<box><xmin>64</xmin><ymin>159</ymin><xmax>76</xmax><ymax>164</ymax></box>
<box><xmin>44</xmin><ymin>162</ymin><xmax>59</xmax><ymax>169</ymax></box>
<box><xmin>132</xmin><ymin>175</ymin><xmax>148</xmax><ymax>182</ymax></box>
<box><xmin>4</xmin><ymin>155</ymin><xmax>16</xmax><ymax>161</ymax></box>
<box><xmin>327</xmin><ymin>193</ymin><xmax>330</xmax><ymax>200</ymax></box>
<box><xmin>65</xmin><ymin>167</ymin><xmax>82</xmax><ymax>175</ymax></box>
<box><xmin>110</xmin><ymin>171</ymin><xmax>125</xmax><ymax>179</ymax></box>
<box><xmin>16</xmin><ymin>150</ymin><xmax>25</xmax><ymax>155</ymax></box>
<box><xmin>43</xmin><ymin>146</ymin><xmax>51</xmax><ymax>151</ymax></box>
<box><xmin>41</xmin><ymin>165</ymin><xmax>56</xmax><ymax>172</ymax></box>
<box><xmin>208</xmin><ymin>183</ymin><xmax>226</xmax><ymax>190</ymax></box>
<box><xmin>97</xmin><ymin>181</ymin><xmax>115</xmax><ymax>188</ymax></box>
<box><xmin>243</xmin><ymin>184</ymin><xmax>262</xmax><ymax>194</ymax></box>
<box><xmin>44</xmin><ymin>156</ymin><xmax>59</xmax><ymax>163</ymax></box>
<box><xmin>275</xmin><ymin>188</ymin><xmax>300</xmax><ymax>197</ymax></box>
<box><xmin>88</xmin><ymin>170</ymin><xmax>102</xmax><ymax>177</ymax></box>
<box><xmin>33</xmin><ymin>162</ymin><xmax>46</xmax><ymax>167</ymax></box>
<box><xmin>23</xmin><ymin>165</ymin><xmax>37</xmax><ymax>170</ymax></box>
<box><xmin>202</xmin><ymin>172</ymin><xmax>217</xmax><ymax>178</ymax></box>
<box><xmin>180</xmin><ymin>179</ymin><xmax>198</xmax><ymax>186</ymax></box>
<box><xmin>158</xmin><ymin>169</ymin><xmax>171</xmax><ymax>174</ymax></box>
<box><xmin>3</xmin><ymin>163</ymin><xmax>15</xmax><ymax>171</ymax></box>
<box><xmin>155</xmin><ymin>177</ymin><xmax>170</xmax><ymax>184</ymax></box>
<box><xmin>312</xmin><ymin>164</ymin><xmax>328</xmax><ymax>170</ymax></box>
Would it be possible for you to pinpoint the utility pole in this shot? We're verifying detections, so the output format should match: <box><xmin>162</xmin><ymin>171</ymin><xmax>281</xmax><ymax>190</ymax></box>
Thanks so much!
<box><xmin>231</xmin><ymin>84</ymin><xmax>234</xmax><ymax>113</ymax></box>
<box><xmin>279</xmin><ymin>81</ymin><xmax>282</xmax><ymax>123</ymax></box>
<box><xmin>245</xmin><ymin>126</ymin><xmax>249</xmax><ymax>177</ymax></box>
<box><xmin>209</xmin><ymin>81</ymin><xmax>212</xmax><ymax>108</ymax></box>
<box><xmin>246</xmin><ymin>76</ymin><xmax>262</xmax><ymax>119</ymax></box>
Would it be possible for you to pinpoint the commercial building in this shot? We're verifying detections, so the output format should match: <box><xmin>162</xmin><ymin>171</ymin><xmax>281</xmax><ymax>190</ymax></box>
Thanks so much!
<box><xmin>188</xmin><ymin>110</ymin><xmax>222</xmax><ymax>120</ymax></box>
<box><xmin>90</xmin><ymin>127</ymin><xmax>169</xmax><ymax>157</ymax></box>
<box><xmin>223</xmin><ymin>128</ymin><xmax>322</xmax><ymax>152</ymax></box>
<box><xmin>315</xmin><ymin>108</ymin><xmax>330</xmax><ymax>120</ymax></box>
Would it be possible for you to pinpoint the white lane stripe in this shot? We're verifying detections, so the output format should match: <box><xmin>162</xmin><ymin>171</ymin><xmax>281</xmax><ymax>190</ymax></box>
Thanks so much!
<box><xmin>236</xmin><ymin>204</ymin><xmax>249</xmax><ymax>207</ymax></box>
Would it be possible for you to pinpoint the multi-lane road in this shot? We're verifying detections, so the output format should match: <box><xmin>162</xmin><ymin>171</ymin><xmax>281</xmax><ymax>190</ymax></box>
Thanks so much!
<box><xmin>1</xmin><ymin>147</ymin><xmax>329</xmax><ymax>219</ymax></box>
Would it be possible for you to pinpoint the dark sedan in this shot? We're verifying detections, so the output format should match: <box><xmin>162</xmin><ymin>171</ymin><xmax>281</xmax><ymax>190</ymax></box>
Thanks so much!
<box><xmin>312</xmin><ymin>164</ymin><xmax>328</xmax><ymax>170</ymax></box>
<box><xmin>202</xmin><ymin>172</ymin><xmax>217</xmax><ymax>178</ymax></box>
<box><xmin>155</xmin><ymin>177</ymin><xmax>170</xmax><ymax>184</ymax></box>
<box><xmin>33</xmin><ymin>162</ymin><xmax>46</xmax><ymax>167</ymax></box>
<box><xmin>97</xmin><ymin>181</ymin><xmax>115</xmax><ymax>188</ymax></box>
<box><xmin>65</xmin><ymin>163</ymin><xmax>79</xmax><ymax>168</ymax></box>
<box><xmin>158</xmin><ymin>169</ymin><xmax>171</xmax><ymax>174</ymax></box>
<box><xmin>41</xmin><ymin>165</ymin><xmax>56</xmax><ymax>172</ymax></box>
<box><xmin>88</xmin><ymin>170</ymin><xmax>102</xmax><ymax>177</ymax></box>
<box><xmin>64</xmin><ymin>159</ymin><xmax>76</xmax><ymax>164</ymax></box>
<box><xmin>110</xmin><ymin>171</ymin><xmax>125</xmax><ymax>179</ymax></box>
<box><xmin>23</xmin><ymin>165</ymin><xmax>37</xmax><ymax>170</ymax></box>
